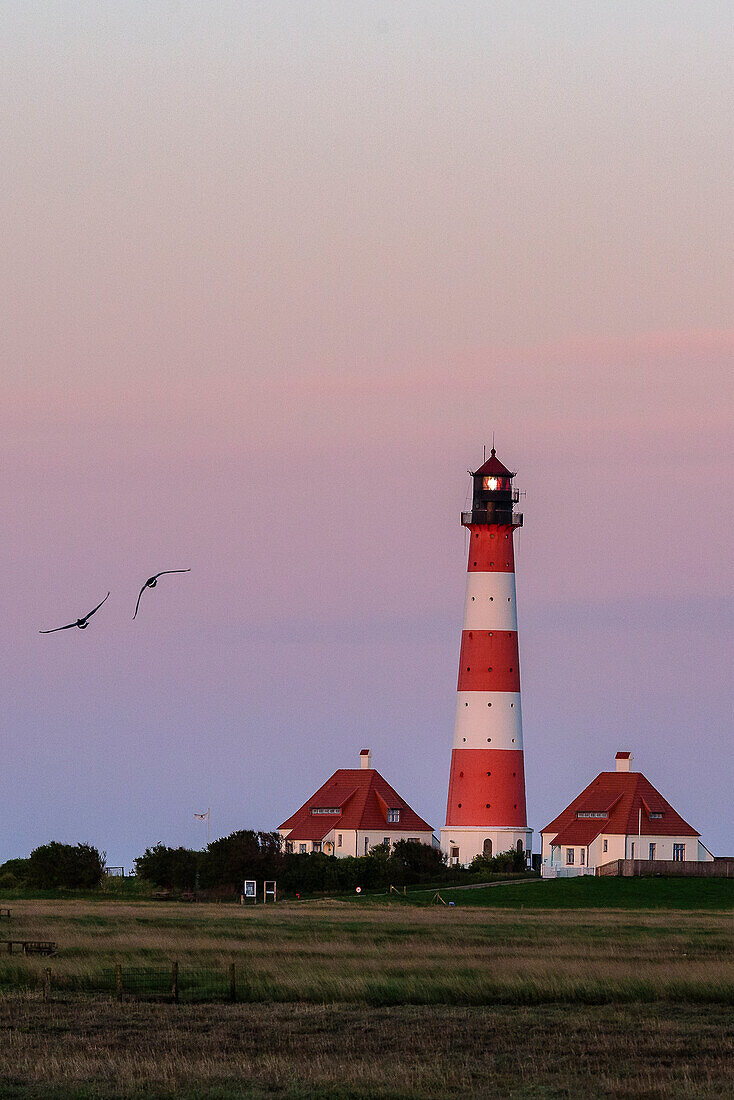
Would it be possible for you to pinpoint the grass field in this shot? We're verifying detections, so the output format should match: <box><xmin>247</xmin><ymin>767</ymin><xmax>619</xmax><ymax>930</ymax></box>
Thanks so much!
<box><xmin>0</xmin><ymin>881</ymin><xmax>732</xmax><ymax>1097</ymax></box>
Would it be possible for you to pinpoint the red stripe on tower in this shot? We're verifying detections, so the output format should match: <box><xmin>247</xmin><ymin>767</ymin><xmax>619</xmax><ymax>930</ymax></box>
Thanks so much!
<box><xmin>440</xmin><ymin>448</ymin><xmax>533</xmax><ymax>866</ymax></box>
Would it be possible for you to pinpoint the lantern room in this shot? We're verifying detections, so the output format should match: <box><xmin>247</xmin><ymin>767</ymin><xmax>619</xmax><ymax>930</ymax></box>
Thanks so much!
<box><xmin>463</xmin><ymin>448</ymin><xmax>522</xmax><ymax>527</ymax></box>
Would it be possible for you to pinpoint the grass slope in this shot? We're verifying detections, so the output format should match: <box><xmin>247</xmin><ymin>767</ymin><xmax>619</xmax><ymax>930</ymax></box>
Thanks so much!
<box><xmin>406</xmin><ymin>875</ymin><xmax>734</xmax><ymax>909</ymax></box>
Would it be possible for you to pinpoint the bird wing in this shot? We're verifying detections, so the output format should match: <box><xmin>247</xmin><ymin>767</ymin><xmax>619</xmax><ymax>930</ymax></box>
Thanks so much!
<box><xmin>39</xmin><ymin>622</ymin><xmax>77</xmax><ymax>633</ymax></box>
<box><xmin>84</xmin><ymin>592</ymin><xmax>110</xmax><ymax>621</ymax></box>
<box><xmin>153</xmin><ymin>569</ymin><xmax>191</xmax><ymax>579</ymax></box>
<box><xmin>133</xmin><ymin>583</ymin><xmax>148</xmax><ymax>620</ymax></box>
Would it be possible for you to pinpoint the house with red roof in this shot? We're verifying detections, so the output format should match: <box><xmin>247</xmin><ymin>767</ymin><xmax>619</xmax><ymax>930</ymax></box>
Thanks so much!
<box><xmin>279</xmin><ymin>749</ymin><xmax>435</xmax><ymax>857</ymax></box>
<box><xmin>541</xmin><ymin>752</ymin><xmax>713</xmax><ymax>877</ymax></box>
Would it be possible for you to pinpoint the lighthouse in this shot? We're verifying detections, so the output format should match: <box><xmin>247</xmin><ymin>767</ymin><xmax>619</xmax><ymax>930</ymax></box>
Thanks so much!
<box><xmin>440</xmin><ymin>449</ymin><xmax>532</xmax><ymax>866</ymax></box>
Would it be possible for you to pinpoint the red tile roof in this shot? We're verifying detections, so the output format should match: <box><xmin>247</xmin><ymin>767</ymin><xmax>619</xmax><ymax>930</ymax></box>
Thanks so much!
<box><xmin>279</xmin><ymin>769</ymin><xmax>433</xmax><ymax>841</ymax></box>
<box><xmin>542</xmin><ymin>771</ymin><xmax>699</xmax><ymax>847</ymax></box>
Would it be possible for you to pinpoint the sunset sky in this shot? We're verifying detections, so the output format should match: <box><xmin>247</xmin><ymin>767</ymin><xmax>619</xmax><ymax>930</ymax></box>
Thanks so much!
<box><xmin>1</xmin><ymin>2</ymin><xmax>732</xmax><ymax>866</ymax></box>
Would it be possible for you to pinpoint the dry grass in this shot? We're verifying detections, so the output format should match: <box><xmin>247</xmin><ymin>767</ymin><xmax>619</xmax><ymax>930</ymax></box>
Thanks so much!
<box><xmin>1</xmin><ymin>899</ymin><xmax>732</xmax><ymax>1006</ymax></box>
<box><xmin>0</xmin><ymin>998</ymin><xmax>731</xmax><ymax>1098</ymax></box>
<box><xmin>0</xmin><ymin>898</ymin><xmax>731</xmax><ymax>1096</ymax></box>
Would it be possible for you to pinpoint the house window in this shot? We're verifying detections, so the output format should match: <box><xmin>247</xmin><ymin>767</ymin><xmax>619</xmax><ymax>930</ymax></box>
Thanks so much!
<box><xmin>450</xmin><ymin>846</ymin><xmax>459</xmax><ymax>865</ymax></box>
<box><xmin>364</xmin><ymin>837</ymin><xmax>369</xmax><ymax>855</ymax></box>
<box><xmin>566</xmin><ymin>849</ymin><xmax>574</xmax><ymax>865</ymax></box>
<box><xmin>603</xmin><ymin>839</ymin><xmax>608</xmax><ymax>853</ymax></box>
<box><xmin>673</xmin><ymin>844</ymin><xmax>685</xmax><ymax>862</ymax></box>
<box><xmin>337</xmin><ymin>834</ymin><xmax>342</xmax><ymax>848</ymax></box>
<box><xmin>312</xmin><ymin>842</ymin><xmax>321</xmax><ymax>853</ymax></box>
<box><xmin>299</xmin><ymin>844</ymin><xmax>307</xmax><ymax>854</ymax></box>
<box><xmin>631</xmin><ymin>843</ymin><xmax>635</xmax><ymax>859</ymax></box>
<box><xmin>387</xmin><ymin>809</ymin><xmax>400</xmax><ymax>823</ymax></box>
<box><xmin>285</xmin><ymin>841</ymin><xmax>293</xmax><ymax>854</ymax></box>
<box><xmin>649</xmin><ymin>843</ymin><xmax>656</xmax><ymax>860</ymax></box>
<box><xmin>383</xmin><ymin>837</ymin><xmax>390</xmax><ymax>848</ymax></box>
<box><xmin>483</xmin><ymin>839</ymin><xmax>493</xmax><ymax>858</ymax></box>
<box><xmin>408</xmin><ymin>838</ymin><xmax>419</xmax><ymax>844</ymax></box>
<box><xmin>580</xmin><ymin>850</ymin><xmax>585</xmax><ymax>866</ymax></box>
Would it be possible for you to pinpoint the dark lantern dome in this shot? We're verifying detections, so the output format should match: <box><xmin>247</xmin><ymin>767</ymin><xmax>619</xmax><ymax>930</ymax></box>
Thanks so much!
<box><xmin>473</xmin><ymin>447</ymin><xmax>515</xmax><ymax>479</ymax></box>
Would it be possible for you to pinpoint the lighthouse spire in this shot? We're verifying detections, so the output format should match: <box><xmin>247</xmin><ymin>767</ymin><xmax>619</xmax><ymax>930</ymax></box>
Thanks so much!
<box><xmin>440</xmin><ymin>447</ymin><xmax>532</xmax><ymax>866</ymax></box>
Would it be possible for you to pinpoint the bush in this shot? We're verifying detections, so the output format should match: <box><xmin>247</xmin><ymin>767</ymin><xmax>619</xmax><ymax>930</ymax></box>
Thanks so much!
<box><xmin>468</xmin><ymin>847</ymin><xmax>527</xmax><ymax>875</ymax></box>
<box><xmin>26</xmin><ymin>842</ymin><xmax>105</xmax><ymax>889</ymax></box>
<box><xmin>0</xmin><ymin>858</ymin><xmax>31</xmax><ymax>885</ymax></box>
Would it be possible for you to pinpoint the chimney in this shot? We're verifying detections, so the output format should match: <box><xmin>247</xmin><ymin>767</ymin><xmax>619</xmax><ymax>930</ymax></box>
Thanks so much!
<box><xmin>615</xmin><ymin>751</ymin><xmax>633</xmax><ymax>772</ymax></box>
<box><xmin>360</xmin><ymin>748</ymin><xmax>372</xmax><ymax>770</ymax></box>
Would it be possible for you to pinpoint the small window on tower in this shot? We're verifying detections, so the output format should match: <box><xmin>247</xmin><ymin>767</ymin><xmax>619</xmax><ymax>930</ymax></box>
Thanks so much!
<box><xmin>387</xmin><ymin>809</ymin><xmax>400</xmax><ymax>823</ymax></box>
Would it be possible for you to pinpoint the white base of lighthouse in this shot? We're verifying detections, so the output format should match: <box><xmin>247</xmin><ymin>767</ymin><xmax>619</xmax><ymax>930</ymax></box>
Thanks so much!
<box><xmin>440</xmin><ymin>826</ymin><xmax>533</xmax><ymax>867</ymax></box>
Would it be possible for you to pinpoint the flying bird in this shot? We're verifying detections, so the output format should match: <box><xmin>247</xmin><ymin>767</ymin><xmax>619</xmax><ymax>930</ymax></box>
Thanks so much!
<box><xmin>133</xmin><ymin>569</ymin><xmax>191</xmax><ymax>619</ymax></box>
<box><xmin>39</xmin><ymin>592</ymin><xmax>110</xmax><ymax>634</ymax></box>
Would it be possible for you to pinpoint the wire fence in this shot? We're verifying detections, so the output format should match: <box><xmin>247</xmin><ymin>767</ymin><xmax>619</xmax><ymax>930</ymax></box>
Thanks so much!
<box><xmin>1</xmin><ymin>962</ymin><xmax>241</xmax><ymax>1003</ymax></box>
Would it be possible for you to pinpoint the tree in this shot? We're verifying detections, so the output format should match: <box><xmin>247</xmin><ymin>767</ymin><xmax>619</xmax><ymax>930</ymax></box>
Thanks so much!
<box><xmin>26</xmin><ymin>842</ymin><xmax>105</xmax><ymax>889</ymax></box>
<box><xmin>199</xmin><ymin>830</ymin><xmax>283</xmax><ymax>889</ymax></box>
<box><xmin>388</xmin><ymin>840</ymin><xmax>447</xmax><ymax>884</ymax></box>
<box><xmin>134</xmin><ymin>844</ymin><xmax>199</xmax><ymax>890</ymax></box>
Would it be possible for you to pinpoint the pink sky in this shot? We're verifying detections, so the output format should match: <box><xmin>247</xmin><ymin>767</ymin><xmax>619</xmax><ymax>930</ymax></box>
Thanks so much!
<box><xmin>1</xmin><ymin>3</ymin><xmax>732</xmax><ymax>863</ymax></box>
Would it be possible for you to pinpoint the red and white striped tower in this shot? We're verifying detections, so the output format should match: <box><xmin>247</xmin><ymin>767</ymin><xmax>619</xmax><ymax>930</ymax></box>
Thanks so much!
<box><xmin>440</xmin><ymin>449</ymin><xmax>532</xmax><ymax>866</ymax></box>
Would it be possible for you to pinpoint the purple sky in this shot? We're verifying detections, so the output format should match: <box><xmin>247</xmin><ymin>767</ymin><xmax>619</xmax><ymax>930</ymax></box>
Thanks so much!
<box><xmin>1</xmin><ymin>4</ymin><xmax>732</xmax><ymax>866</ymax></box>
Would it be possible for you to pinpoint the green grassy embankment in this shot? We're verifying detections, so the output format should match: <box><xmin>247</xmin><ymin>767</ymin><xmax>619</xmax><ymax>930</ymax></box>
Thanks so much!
<box><xmin>404</xmin><ymin>874</ymin><xmax>734</xmax><ymax>909</ymax></box>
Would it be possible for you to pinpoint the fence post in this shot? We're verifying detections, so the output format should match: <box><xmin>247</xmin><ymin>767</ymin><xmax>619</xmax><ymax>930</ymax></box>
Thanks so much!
<box><xmin>116</xmin><ymin>963</ymin><xmax>122</xmax><ymax>1002</ymax></box>
<box><xmin>172</xmin><ymin>961</ymin><xmax>179</xmax><ymax>1004</ymax></box>
<box><xmin>229</xmin><ymin>962</ymin><xmax>236</xmax><ymax>1003</ymax></box>
<box><xmin>43</xmin><ymin>968</ymin><xmax>51</xmax><ymax>1003</ymax></box>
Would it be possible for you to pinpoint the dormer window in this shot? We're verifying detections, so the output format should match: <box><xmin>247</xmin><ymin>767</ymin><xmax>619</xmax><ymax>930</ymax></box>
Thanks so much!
<box><xmin>577</xmin><ymin>811</ymin><xmax>607</xmax><ymax>818</ymax></box>
<box><xmin>649</xmin><ymin>812</ymin><xmax>663</xmax><ymax>819</ymax></box>
<box><xmin>311</xmin><ymin>807</ymin><xmax>341</xmax><ymax>815</ymax></box>
<box><xmin>387</xmin><ymin>808</ymin><xmax>400</xmax><ymax>823</ymax></box>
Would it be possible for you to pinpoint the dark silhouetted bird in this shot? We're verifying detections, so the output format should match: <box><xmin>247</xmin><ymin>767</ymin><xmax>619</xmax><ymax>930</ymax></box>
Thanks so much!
<box><xmin>133</xmin><ymin>570</ymin><xmax>191</xmax><ymax>619</ymax></box>
<box><xmin>39</xmin><ymin>592</ymin><xmax>110</xmax><ymax>633</ymax></box>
